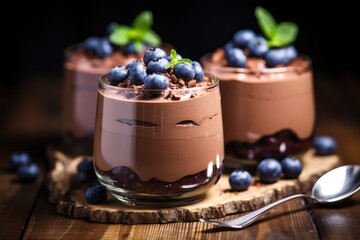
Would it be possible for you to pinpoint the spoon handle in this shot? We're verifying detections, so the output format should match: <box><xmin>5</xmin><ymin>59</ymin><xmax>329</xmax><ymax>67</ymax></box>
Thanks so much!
<box><xmin>223</xmin><ymin>193</ymin><xmax>313</xmax><ymax>228</ymax></box>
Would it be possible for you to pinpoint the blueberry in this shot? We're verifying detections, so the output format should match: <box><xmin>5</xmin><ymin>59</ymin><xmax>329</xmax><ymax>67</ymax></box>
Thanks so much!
<box><xmin>127</xmin><ymin>61</ymin><xmax>147</xmax><ymax>85</ymax></box>
<box><xmin>264</xmin><ymin>47</ymin><xmax>290</xmax><ymax>67</ymax></box>
<box><xmin>280</xmin><ymin>156</ymin><xmax>302</xmax><ymax>179</ymax></box>
<box><xmin>83</xmin><ymin>37</ymin><xmax>113</xmax><ymax>57</ymax></box>
<box><xmin>144</xmin><ymin>74</ymin><xmax>169</xmax><ymax>89</ymax></box>
<box><xmin>9</xmin><ymin>151</ymin><xmax>31</xmax><ymax>171</ymax></box>
<box><xmin>17</xmin><ymin>163</ymin><xmax>40</xmax><ymax>182</ymax></box>
<box><xmin>314</xmin><ymin>136</ymin><xmax>337</xmax><ymax>155</ymax></box>
<box><xmin>147</xmin><ymin>58</ymin><xmax>170</xmax><ymax>74</ymax></box>
<box><xmin>76</xmin><ymin>159</ymin><xmax>96</xmax><ymax>183</ymax></box>
<box><xmin>173</xmin><ymin>63</ymin><xmax>195</xmax><ymax>81</ymax></box>
<box><xmin>233</xmin><ymin>29</ymin><xmax>256</xmax><ymax>48</ymax></box>
<box><xmin>225</xmin><ymin>47</ymin><xmax>247</xmax><ymax>67</ymax></box>
<box><xmin>143</xmin><ymin>47</ymin><xmax>167</xmax><ymax>65</ymax></box>
<box><xmin>123</xmin><ymin>43</ymin><xmax>145</xmax><ymax>55</ymax></box>
<box><xmin>257</xmin><ymin>159</ymin><xmax>282</xmax><ymax>183</ymax></box>
<box><xmin>108</xmin><ymin>66</ymin><xmax>128</xmax><ymax>85</ymax></box>
<box><xmin>247</xmin><ymin>36</ymin><xmax>269</xmax><ymax>57</ymax></box>
<box><xmin>83</xmin><ymin>37</ymin><xmax>100</xmax><ymax>53</ymax></box>
<box><xmin>84</xmin><ymin>183</ymin><xmax>108</xmax><ymax>204</ymax></box>
<box><xmin>223</xmin><ymin>41</ymin><xmax>235</xmax><ymax>52</ymax></box>
<box><xmin>229</xmin><ymin>169</ymin><xmax>252</xmax><ymax>191</ymax></box>
<box><xmin>286</xmin><ymin>45</ymin><xmax>298</xmax><ymax>61</ymax></box>
<box><xmin>191</xmin><ymin>61</ymin><xmax>204</xmax><ymax>82</ymax></box>
<box><xmin>95</xmin><ymin>38</ymin><xmax>113</xmax><ymax>57</ymax></box>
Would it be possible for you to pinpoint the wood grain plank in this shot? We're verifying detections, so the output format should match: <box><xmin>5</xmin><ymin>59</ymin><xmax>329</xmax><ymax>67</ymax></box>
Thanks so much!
<box><xmin>310</xmin><ymin>193</ymin><xmax>360</xmax><ymax>240</ymax></box>
<box><xmin>0</xmin><ymin>151</ymin><xmax>43</xmax><ymax>240</ymax></box>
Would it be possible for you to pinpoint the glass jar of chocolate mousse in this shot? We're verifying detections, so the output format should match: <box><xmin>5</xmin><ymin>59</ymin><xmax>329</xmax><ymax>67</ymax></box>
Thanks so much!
<box><xmin>93</xmin><ymin>73</ymin><xmax>224</xmax><ymax>207</ymax></box>
<box><xmin>201</xmin><ymin>53</ymin><xmax>315</xmax><ymax>168</ymax></box>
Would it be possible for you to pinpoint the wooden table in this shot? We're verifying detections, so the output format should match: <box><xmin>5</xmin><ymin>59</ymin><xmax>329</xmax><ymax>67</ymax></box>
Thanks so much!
<box><xmin>1</xmin><ymin>71</ymin><xmax>359</xmax><ymax>239</ymax></box>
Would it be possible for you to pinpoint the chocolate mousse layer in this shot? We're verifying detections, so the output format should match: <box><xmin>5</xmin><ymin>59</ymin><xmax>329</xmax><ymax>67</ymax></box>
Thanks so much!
<box><xmin>202</xmin><ymin>50</ymin><xmax>315</xmax><ymax>160</ymax></box>
<box><xmin>93</xmin><ymin>74</ymin><xmax>224</xmax><ymax>201</ymax></box>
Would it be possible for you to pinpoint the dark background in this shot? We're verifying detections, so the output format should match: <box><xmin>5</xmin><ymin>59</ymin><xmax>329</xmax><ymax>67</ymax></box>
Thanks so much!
<box><xmin>6</xmin><ymin>1</ymin><xmax>359</xmax><ymax>83</ymax></box>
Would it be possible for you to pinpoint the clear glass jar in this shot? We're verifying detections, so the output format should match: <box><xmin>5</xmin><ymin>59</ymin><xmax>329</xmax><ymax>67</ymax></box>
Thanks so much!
<box><xmin>201</xmin><ymin>53</ymin><xmax>315</xmax><ymax>167</ymax></box>
<box><xmin>93</xmin><ymin>73</ymin><xmax>224</xmax><ymax>207</ymax></box>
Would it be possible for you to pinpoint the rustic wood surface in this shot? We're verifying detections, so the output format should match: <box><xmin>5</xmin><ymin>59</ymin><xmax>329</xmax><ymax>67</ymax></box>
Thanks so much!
<box><xmin>1</xmin><ymin>72</ymin><xmax>359</xmax><ymax>239</ymax></box>
<box><xmin>48</xmin><ymin>148</ymin><xmax>340</xmax><ymax>224</ymax></box>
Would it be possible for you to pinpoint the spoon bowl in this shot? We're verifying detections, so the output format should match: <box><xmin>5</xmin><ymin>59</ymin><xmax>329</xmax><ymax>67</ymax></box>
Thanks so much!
<box><xmin>312</xmin><ymin>165</ymin><xmax>360</xmax><ymax>203</ymax></box>
<box><xmin>200</xmin><ymin>165</ymin><xmax>360</xmax><ymax>229</ymax></box>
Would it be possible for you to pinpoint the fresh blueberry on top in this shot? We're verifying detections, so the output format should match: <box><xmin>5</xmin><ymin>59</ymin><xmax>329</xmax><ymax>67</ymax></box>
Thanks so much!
<box><xmin>280</xmin><ymin>156</ymin><xmax>302</xmax><ymax>179</ymax></box>
<box><xmin>77</xmin><ymin>159</ymin><xmax>96</xmax><ymax>183</ymax></box>
<box><xmin>9</xmin><ymin>151</ymin><xmax>31</xmax><ymax>171</ymax></box>
<box><xmin>143</xmin><ymin>47</ymin><xmax>167</xmax><ymax>65</ymax></box>
<box><xmin>257</xmin><ymin>158</ymin><xmax>282</xmax><ymax>183</ymax></box>
<box><xmin>83</xmin><ymin>37</ymin><xmax>100</xmax><ymax>53</ymax></box>
<box><xmin>147</xmin><ymin>58</ymin><xmax>170</xmax><ymax>74</ymax></box>
<box><xmin>17</xmin><ymin>163</ymin><xmax>40</xmax><ymax>182</ymax></box>
<box><xmin>314</xmin><ymin>136</ymin><xmax>337</xmax><ymax>156</ymax></box>
<box><xmin>225</xmin><ymin>47</ymin><xmax>247</xmax><ymax>68</ymax></box>
<box><xmin>233</xmin><ymin>29</ymin><xmax>256</xmax><ymax>48</ymax></box>
<box><xmin>144</xmin><ymin>74</ymin><xmax>169</xmax><ymax>90</ymax></box>
<box><xmin>173</xmin><ymin>63</ymin><xmax>196</xmax><ymax>81</ymax></box>
<box><xmin>95</xmin><ymin>38</ymin><xmax>114</xmax><ymax>57</ymax></box>
<box><xmin>229</xmin><ymin>169</ymin><xmax>252</xmax><ymax>191</ymax></box>
<box><xmin>285</xmin><ymin>45</ymin><xmax>298</xmax><ymax>61</ymax></box>
<box><xmin>264</xmin><ymin>47</ymin><xmax>290</xmax><ymax>67</ymax></box>
<box><xmin>223</xmin><ymin>41</ymin><xmax>235</xmax><ymax>52</ymax></box>
<box><xmin>192</xmin><ymin>61</ymin><xmax>204</xmax><ymax>82</ymax></box>
<box><xmin>108</xmin><ymin>66</ymin><xmax>128</xmax><ymax>85</ymax></box>
<box><xmin>84</xmin><ymin>37</ymin><xmax>113</xmax><ymax>57</ymax></box>
<box><xmin>127</xmin><ymin>61</ymin><xmax>147</xmax><ymax>85</ymax></box>
<box><xmin>247</xmin><ymin>36</ymin><xmax>269</xmax><ymax>57</ymax></box>
<box><xmin>84</xmin><ymin>183</ymin><xmax>108</xmax><ymax>204</ymax></box>
<box><xmin>123</xmin><ymin>43</ymin><xmax>145</xmax><ymax>55</ymax></box>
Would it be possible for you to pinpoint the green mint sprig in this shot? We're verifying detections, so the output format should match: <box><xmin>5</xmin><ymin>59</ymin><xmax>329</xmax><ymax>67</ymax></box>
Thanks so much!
<box><xmin>109</xmin><ymin>11</ymin><xmax>161</xmax><ymax>52</ymax></box>
<box><xmin>165</xmin><ymin>49</ymin><xmax>192</xmax><ymax>69</ymax></box>
<box><xmin>255</xmin><ymin>6</ymin><xmax>298</xmax><ymax>47</ymax></box>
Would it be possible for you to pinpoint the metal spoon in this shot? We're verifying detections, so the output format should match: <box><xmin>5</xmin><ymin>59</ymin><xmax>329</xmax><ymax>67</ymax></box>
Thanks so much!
<box><xmin>199</xmin><ymin>165</ymin><xmax>360</xmax><ymax>229</ymax></box>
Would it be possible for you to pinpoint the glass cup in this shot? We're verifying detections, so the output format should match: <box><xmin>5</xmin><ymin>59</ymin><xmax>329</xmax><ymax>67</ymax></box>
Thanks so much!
<box><xmin>93</xmin><ymin>73</ymin><xmax>224</xmax><ymax>207</ymax></box>
<box><xmin>61</xmin><ymin>44</ymin><xmax>138</xmax><ymax>154</ymax></box>
<box><xmin>201</xmin><ymin>54</ymin><xmax>315</xmax><ymax>168</ymax></box>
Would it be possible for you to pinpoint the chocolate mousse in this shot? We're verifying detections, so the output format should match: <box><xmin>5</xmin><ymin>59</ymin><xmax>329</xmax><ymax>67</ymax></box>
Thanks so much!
<box><xmin>201</xmin><ymin>7</ymin><xmax>315</xmax><ymax>163</ymax></box>
<box><xmin>93</xmin><ymin>49</ymin><xmax>224</xmax><ymax>206</ymax></box>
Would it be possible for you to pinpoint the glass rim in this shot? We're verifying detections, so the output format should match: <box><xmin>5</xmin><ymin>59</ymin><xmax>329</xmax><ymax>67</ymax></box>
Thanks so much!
<box><xmin>99</xmin><ymin>72</ymin><xmax>219</xmax><ymax>93</ymax></box>
<box><xmin>200</xmin><ymin>52</ymin><xmax>312</xmax><ymax>74</ymax></box>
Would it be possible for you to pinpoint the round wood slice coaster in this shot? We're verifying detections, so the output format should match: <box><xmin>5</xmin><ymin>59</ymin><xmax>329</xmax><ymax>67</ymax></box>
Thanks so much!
<box><xmin>46</xmin><ymin>148</ymin><xmax>340</xmax><ymax>224</ymax></box>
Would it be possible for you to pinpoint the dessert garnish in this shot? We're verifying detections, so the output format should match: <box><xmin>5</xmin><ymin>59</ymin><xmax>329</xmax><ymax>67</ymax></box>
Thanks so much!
<box><xmin>109</xmin><ymin>10</ymin><xmax>161</xmax><ymax>54</ymax></box>
<box><xmin>82</xmin><ymin>10</ymin><xmax>161</xmax><ymax>57</ymax></box>
<box><xmin>106</xmin><ymin>47</ymin><xmax>206</xmax><ymax>96</ymax></box>
<box><xmin>222</xmin><ymin>6</ymin><xmax>300</xmax><ymax>67</ymax></box>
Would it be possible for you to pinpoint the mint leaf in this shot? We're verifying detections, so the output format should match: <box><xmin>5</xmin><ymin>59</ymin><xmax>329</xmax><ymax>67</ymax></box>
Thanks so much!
<box><xmin>255</xmin><ymin>6</ymin><xmax>277</xmax><ymax>39</ymax></box>
<box><xmin>143</xmin><ymin>30</ymin><xmax>161</xmax><ymax>46</ymax></box>
<box><xmin>133</xmin><ymin>41</ymin><xmax>144</xmax><ymax>52</ymax></box>
<box><xmin>132</xmin><ymin>11</ymin><xmax>152</xmax><ymax>30</ymax></box>
<box><xmin>255</xmin><ymin>6</ymin><xmax>299</xmax><ymax>48</ymax></box>
<box><xmin>109</xmin><ymin>25</ymin><xmax>131</xmax><ymax>45</ymax></box>
<box><xmin>165</xmin><ymin>49</ymin><xmax>192</xmax><ymax>69</ymax></box>
<box><xmin>269</xmin><ymin>22</ymin><xmax>298</xmax><ymax>47</ymax></box>
<box><xmin>108</xmin><ymin>10</ymin><xmax>162</xmax><ymax>49</ymax></box>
